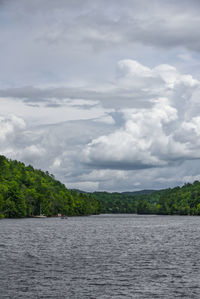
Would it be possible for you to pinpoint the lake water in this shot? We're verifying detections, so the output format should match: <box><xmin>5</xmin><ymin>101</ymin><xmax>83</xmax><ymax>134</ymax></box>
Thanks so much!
<box><xmin>1</xmin><ymin>214</ymin><xmax>200</xmax><ymax>298</ymax></box>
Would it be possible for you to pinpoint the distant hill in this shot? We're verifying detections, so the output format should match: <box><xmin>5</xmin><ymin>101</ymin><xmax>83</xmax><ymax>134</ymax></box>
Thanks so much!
<box><xmin>71</xmin><ymin>189</ymin><xmax>157</xmax><ymax>195</ymax></box>
<box><xmin>122</xmin><ymin>190</ymin><xmax>157</xmax><ymax>195</ymax></box>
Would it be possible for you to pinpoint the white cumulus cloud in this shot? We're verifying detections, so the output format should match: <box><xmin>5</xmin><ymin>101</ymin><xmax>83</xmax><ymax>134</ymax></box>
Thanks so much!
<box><xmin>83</xmin><ymin>60</ymin><xmax>200</xmax><ymax>171</ymax></box>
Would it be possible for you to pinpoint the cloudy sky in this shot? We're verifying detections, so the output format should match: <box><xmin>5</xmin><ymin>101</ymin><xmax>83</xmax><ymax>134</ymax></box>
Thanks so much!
<box><xmin>1</xmin><ymin>0</ymin><xmax>200</xmax><ymax>191</ymax></box>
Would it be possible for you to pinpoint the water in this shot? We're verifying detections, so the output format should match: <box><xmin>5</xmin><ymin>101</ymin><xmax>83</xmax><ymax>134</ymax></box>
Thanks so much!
<box><xmin>0</xmin><ymin>214</ymin><xmax>200</xmax><ymax>299</ymax></box>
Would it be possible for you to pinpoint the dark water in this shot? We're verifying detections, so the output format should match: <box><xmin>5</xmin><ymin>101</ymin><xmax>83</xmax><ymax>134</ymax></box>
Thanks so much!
<box><xmin>1</xmin><ymin>215</ymin><xmax>200</xmax><ymax>299</ymax></box>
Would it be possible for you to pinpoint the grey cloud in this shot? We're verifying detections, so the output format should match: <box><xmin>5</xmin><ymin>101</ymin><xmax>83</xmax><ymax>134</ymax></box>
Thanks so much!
<box><xmin>84</xmin><ymin>161</ymin><xmax>159</xmax><ymax>171</ymax></box>
<box><xmin>0</xmin><ymin>85</ymin><xmax>154</xmax><ymax>109</ymax></box>
<box><xmin>6</xmin><ymin>0</ymin><xmax>200</xmax><ymax>52</ymax></box>
<box><xmin>1</xmin><ymin>0</ymin><xmax>200</xmax><ymax>88</ymax></box>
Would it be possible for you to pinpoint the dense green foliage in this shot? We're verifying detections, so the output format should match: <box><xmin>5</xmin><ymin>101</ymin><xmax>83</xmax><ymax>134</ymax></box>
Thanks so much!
<box><xmin>93</xmin><ymin>191</ymin><xmax>164</xmax><ymax>214</ymax></box>
<box><xmin>0</xmin><ymin>155</ymin><xmax>99</xmax><ymax>218</ymax></box>
<box><xmin>156</xmin><ymin>182</ymin><xmax>200</xmax><ymax>215</ymax></box>
<box><xmin>93</xmin><ymin>181</ymin><xmax>200</xmax><ymax>215</ymax></box>
<box><xmin>94</xmin><ymin>182</ymin><xmax>200</xmax><ymax>215</ymax></box>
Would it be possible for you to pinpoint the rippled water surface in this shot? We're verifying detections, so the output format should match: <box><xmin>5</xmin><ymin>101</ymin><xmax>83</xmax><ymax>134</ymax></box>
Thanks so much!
<box><xmin>1</xmin><ymin>214</ymin><xmax>200</xmax><ymax>298</ymax></box>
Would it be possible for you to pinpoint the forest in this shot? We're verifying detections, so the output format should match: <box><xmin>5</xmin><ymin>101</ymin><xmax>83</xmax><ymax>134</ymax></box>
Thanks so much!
<box><xmin>1</xmin><ymin>155</ymin><xmax>200</xmax><ymax>218</ymax></box>
<box><xmin>94</xmin><ymin>183</ymin><xmax>200</xmax><ymax>215</ymax></box>
<box><xmin>0</xmin><ymin>155</ymin><xmax>99</xmax><ymax>218</ymax></box>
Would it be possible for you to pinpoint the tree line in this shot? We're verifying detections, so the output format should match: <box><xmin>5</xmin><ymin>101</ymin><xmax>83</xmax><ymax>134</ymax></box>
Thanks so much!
<box><xmin>1</xmin><ymin>155</ymin><xmax>200</xmax><ymax>218</ymax></box>
<box><xmin>94</xmin><ymin>182</ymin><xmax>200</xmax><ymax>215</ymax></box>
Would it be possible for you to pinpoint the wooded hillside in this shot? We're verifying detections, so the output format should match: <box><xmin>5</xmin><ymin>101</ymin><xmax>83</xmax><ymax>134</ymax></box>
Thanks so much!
<box><xmin>0</xmin><ymin>155</ymin><xmax>99</xmax><ymax>218</ymax></box>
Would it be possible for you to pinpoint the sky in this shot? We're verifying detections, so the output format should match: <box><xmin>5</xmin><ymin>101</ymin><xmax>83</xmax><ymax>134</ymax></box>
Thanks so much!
<box><xmin>1</xmin><ymin>0</ymin><xmax>200</xmax><ymax>191</ymax></box>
